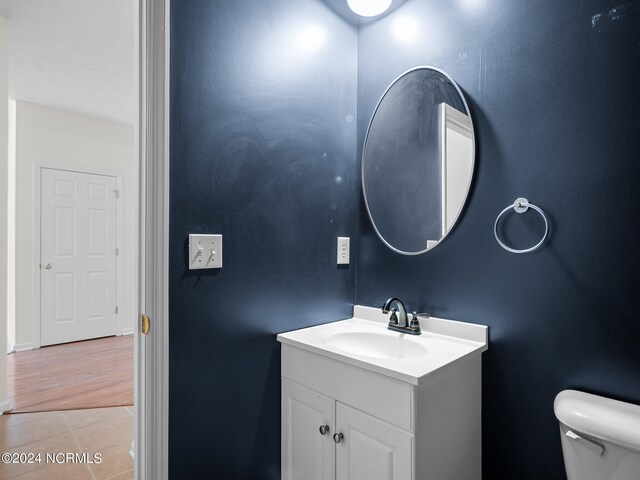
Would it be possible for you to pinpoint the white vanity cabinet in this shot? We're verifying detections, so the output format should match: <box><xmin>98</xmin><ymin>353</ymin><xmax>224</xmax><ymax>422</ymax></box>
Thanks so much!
<box><xmin>282</xmin><ymin>379</ymin><xmax>412</xmax><ymax>480</ymax></box>
<box><xmin>280</xmin><ymin>344</ymin><xmax>483</xmax><ymax>480</ymax></box>
<box><xmin>281</xmin><ymin>379</ymin><xmax>334</xmax><ymax>480</ymax></box>
<box><xmin>335</xmin><ymin>402</ymin><xmax>413</xmax><ymax>480</ymax></box>
<box><xmin>278</xmin><ymin>307</ymin><xmax>487</xmax><ymax>480</ymax></box>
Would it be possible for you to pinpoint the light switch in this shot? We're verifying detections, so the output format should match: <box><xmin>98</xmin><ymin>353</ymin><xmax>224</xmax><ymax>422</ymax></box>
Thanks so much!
<box><xmin>189</xmin><ymin>234</ymin><xmax>222</xmax><ymax>270</ymax></box>
<box><xmin>337</xmin><ymin>237</ymin><xmax>350</xmax><ymax>265</ymax></box>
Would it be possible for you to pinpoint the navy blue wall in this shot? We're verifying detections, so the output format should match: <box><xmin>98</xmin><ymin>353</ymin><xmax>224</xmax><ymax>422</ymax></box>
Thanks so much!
<box><xmin>356</xmin><ymin>1</ymin><xmax>640</xmax><ymax>478</ymax></box>
<box><xmin>171</xmin><ymin>0</ymin><xmax>640</xmax><ymax>478</ymax></box>
<box><xmin>169</xmin><ymin>1</ymin><xmax>356</xmax><ymax>477</ymax></box>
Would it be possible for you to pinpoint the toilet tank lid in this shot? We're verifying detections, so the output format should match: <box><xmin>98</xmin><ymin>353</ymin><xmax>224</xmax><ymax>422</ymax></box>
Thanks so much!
<box><xmin>554</xmin><ymin>390</ymin><xmax>640</xmax><ymax>452</ymax></box>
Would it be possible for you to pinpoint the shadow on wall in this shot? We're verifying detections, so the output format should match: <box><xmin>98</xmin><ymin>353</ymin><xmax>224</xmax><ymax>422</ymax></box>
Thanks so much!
<box><xmin>248</xmin><ymin>345</ymin><xmax>282</xmax><ymax>479</ymax></box>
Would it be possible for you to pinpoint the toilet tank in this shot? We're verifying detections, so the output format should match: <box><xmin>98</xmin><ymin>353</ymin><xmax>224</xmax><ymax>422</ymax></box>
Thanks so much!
<box><xmin>554</xmin><ymin>390</ymin><xmax>640</xmax><ymax>480</ymax></box>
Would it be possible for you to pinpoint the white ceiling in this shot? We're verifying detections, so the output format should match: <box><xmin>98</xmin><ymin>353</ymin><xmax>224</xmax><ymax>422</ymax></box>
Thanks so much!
<box><xmin>0</xmin><ymin>0</ymin><xmax>135</xmax><ymax>125</ymax></box>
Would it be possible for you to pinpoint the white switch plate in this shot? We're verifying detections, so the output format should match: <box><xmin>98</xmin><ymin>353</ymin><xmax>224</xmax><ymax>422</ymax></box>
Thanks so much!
<box><xmin>337</xmin><ymin>237</ymin><xmax>350</xmax><ymax>265</ymax></box>
<box><xmin>189</xmin><ymin>234</ymin><xmax>222</xmax><ymax>269</ymax></box>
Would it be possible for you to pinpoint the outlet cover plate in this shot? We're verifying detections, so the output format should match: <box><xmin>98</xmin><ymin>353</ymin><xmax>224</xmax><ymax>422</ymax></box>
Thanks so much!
<box><xmin>337</xmin><ymin>236</ymin><xmax>350</xmax><ymax>265</ymax></box>
<box><xmin>189</xmin><ymin>234</ymin><xmax>222</xmax><ymax>269</ymax></box>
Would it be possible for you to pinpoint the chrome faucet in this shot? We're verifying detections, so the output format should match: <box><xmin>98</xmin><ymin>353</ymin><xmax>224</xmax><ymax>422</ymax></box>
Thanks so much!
<box><xmin>381</xmin><ymin>297</ymin><xmax>427</xmax><ymax>335</ymax></box>
<box><xmin>382</xmin><ymin>297</ymin><xmax>408</xmax><ymax>327</ymax></box>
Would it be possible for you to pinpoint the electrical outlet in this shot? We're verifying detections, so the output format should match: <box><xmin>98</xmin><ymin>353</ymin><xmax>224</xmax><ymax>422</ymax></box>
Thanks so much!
<box><xmin>337</xmin><ymin>237</ymin><xmax>350</xmax><ymax>265</ymax></box>
<box><xmin>189</xmin><ymin>234</ymin><xmax>222</xmax><ymax>270</ymax></box>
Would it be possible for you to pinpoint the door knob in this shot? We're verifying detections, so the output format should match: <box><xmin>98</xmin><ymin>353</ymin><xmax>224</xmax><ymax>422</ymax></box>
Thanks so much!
<box><xmin>333</xmin><ymin>432</ymin><xmax>344</xmax><ymax>444</ymax></box>
<box><xmin>44</xmin><ymin>263</ymin><xmax>52</xmax><ymax>270</ymax></box>
<box><xmin>319</xmin><ymin>425</ymin><xmax>330</xmax><ymax>435</ymax></box>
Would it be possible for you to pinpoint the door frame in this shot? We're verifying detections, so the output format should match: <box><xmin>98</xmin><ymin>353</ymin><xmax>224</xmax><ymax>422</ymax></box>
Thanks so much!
<box><xmin>136</xmin><ymin>0</ymin><xmax>169</xmax><ymax>478</ymax></box>
<box><xmin>33</xmin><ymin>163</ymin><xmax>124</xmax><ymax>349</ymax></box>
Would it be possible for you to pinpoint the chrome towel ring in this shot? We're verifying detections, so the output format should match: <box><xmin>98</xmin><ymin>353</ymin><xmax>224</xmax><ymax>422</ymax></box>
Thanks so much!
<box><xmin>494</xmin><ymin>198</ymin><xmax>549</xmax><ymax>254</ymax></box>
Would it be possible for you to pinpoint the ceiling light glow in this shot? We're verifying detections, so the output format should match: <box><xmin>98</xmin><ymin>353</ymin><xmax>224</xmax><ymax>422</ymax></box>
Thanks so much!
<box><xmin>391</xmin><ymin>15</ymin><xmax>418</xmax><ymax>43</ymax></box>
<box><xmin>297</xmin><ymin>25</ymin><xmax>327</xmax><ymax>52</ymax></box>
<box><xmin>347</xmin><ymin>0</ymin><xmax>392</xmax><ymax>17</ymax></box>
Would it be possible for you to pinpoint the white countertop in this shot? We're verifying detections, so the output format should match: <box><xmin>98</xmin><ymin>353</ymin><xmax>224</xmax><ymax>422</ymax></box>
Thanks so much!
<box><xmin>277</xmin><ymin>305</ymin><xmax>488</xmax><ymax>384</ymax></box>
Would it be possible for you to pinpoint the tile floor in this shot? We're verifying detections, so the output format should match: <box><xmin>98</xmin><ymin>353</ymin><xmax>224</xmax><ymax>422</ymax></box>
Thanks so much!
<box><xmin>0</xmin><ymin>406</ymin><xmax>133</xmax><ymax>479</ymax></box>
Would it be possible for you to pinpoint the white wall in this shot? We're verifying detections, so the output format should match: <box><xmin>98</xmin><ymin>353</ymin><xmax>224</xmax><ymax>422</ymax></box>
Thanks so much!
<box><xmin>0</xmin><ymin>14</ymin><xmax>10</xmax><ymax>411</ymax></box>
<box><xmin>13</xmin><ymin>101</ymin><xmax>136</xmax><ymax>350</ymax></box>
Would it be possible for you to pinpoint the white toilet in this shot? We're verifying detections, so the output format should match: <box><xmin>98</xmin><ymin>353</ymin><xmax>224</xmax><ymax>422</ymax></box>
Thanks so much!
<box><xmin>554</xmin><ymin>390</ymin><xmax>640</xmax><ymax>480</ymax></box>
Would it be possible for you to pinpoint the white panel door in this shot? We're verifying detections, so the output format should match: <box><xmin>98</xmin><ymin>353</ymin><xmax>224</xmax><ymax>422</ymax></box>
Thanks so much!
<box><xmin>336</xmin><ymin>403</ymin><xmax>413</xmax><ymax>480</ymax></box>
<box><xmin>40</xmin><ymin>168</ymin><xmax>118</xmax><ymax>346</ymax></box>
<box><xmin>282</xmin><ymin>379</ymin><xmax>335</xmax><ymax>480</ymax></box>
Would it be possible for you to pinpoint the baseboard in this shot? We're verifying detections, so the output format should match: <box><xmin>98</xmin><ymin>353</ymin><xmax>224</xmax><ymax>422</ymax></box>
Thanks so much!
<box><xmin>0</xmin><ymin>399</ymin><xmax>13</xmax><ymax>415</ymax></box>
<box><xmin>12</xmin><ymin>342</ymin><xmax>35</xmax><ymax>352</ymax></box>
<box><xmin>121</xmin><ymin>328</ymin><xmax>135</xmax><ymax>336</ymax></box>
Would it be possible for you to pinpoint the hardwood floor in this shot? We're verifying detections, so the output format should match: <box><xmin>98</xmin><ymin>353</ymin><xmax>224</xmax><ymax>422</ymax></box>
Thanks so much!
<box><xmin>6</xmin><ymin>336</ymin><xmax>133</xmax><ymax>413</ymax></box>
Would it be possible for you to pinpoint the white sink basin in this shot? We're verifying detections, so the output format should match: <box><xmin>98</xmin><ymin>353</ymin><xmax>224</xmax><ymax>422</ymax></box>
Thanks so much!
<box><xmin>327</xmin><ymin>331</ymin><xmax>428</xmax><ymax>360</ymax></box>
<box><xmin>277</xmin><ymin>305</ymin><xmax>488</xmax><ymax>384</ymax></box>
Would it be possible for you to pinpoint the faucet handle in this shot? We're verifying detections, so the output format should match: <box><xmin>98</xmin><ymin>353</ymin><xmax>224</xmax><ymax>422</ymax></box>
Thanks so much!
<box><xmin>388</xmin><ymin>308</ymin><xmax>399</xmax><ymax>326</ymax></box>
<box><xmin>410</xmin><ymin>312</ymin><xmax>429</xmax><ymax>331</ymax></box>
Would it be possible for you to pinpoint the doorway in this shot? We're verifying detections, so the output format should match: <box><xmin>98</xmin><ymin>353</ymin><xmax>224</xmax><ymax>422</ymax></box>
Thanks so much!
<box><xmin>4</xmin><ymin>100</ymin><xmax>137</xmax><ymax>415</ymax></box>
<box><xmin>0</xmin><ymin>0</ymin><xmax>167</xmax><ymax>477</ymax></box>
<box><xmin>0</xmin><ymin>0</ymin><xmax>168</xmax><ymax>477</ymax></box>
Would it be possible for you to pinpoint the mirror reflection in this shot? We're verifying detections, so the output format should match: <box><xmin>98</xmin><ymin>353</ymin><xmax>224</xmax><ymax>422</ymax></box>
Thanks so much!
<box><xmin>362</xmin><ymin>67</ymin><xmax>475</xmax><ymax>255</ymax></box>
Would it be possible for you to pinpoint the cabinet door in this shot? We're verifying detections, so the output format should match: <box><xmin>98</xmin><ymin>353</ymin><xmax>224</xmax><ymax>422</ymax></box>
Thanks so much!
<box><xmin>282</xmin><ymin>379</ymin><xmax>335</xmax><ymax>480</ymax></box>
<box><xmin>335</xmin><ymin>403</ymin><xmax>413</xmax><ymax>480</ymax></box>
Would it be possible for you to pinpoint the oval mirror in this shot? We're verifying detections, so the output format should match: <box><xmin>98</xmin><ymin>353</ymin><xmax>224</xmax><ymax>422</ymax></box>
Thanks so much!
<box><xmin>362</xmin><ymin>66</ymin><xmax>475</xmax><ymax>255</ymax></box>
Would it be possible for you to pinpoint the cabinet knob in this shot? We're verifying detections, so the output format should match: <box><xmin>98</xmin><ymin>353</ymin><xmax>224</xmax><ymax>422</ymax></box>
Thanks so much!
<box><xmin>319</xmin><ymin>425</ymin><xmax>330</xmax><ymax>435</ymax></box>
<box><xmin>333</xmin><ymin>432</ymin><xmax>344</xmax><ymax>444</ymax></box>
